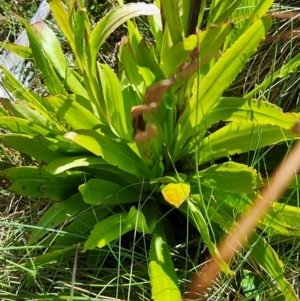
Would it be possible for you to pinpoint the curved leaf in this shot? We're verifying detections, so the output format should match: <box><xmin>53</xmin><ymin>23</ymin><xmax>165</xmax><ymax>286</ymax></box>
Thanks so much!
<box><xmin>0</xmin><ymin>67</ymin><xmax>66</xmax><ymax>132</ymax></box>
<box><xmin>161</xmin><ymin>24</ymin><xmax>232</xmax><ymax>77</ymax></box>
<box><xmin>84</xmin><ymin>212</ymin><xmax>133</xmax><ymax>250</ymax></box>
<box><xmin>20</xmin><ymin>18</ymin><xmax>66</xmax><ymax>95</ymax></box>
<box><xmin>249</xmin><ymin>232</ymin><xmax>298</xmax><ymax>301</ymax></box>
<box><xmin>28</xmin><ymin>193</ymin><xmax>89</xmax><ymax>245</ymax></box>
<box><xmin>64</xmin><ymin>129</ymin><xmax>151</xmax><ymax>178</ymax></box>
<box><xmin>179</xmin><ymin>199</ymin><xmax>235</xmax><ymax>276</ymax></box>
<box><xmin>189</xmin><ymin>162</ymin><xmax>263</xmax><ymax>193</ymax></box>
<box><xmin>193</xmin><ymin>122</ymin><xmax>298</xmax><ymax>165</ymax></box>
<box><xmin>174</xmin><ymin>16</ymin><xmax>272</xmax><ymax>156</ymax></box>
<box><xmin>44</xmin><ymin>155</ymin><xmax>106</xmax><ymax>174</ymax></box>
<box><xmin>89</xmin><ymin>3</ymin><xmax>159</xmax><ymax>69</ymax></box>
<box><xmin>31</xmin><ymin>21</ymin><xmax>88</xmax><ymax>98</ymax></box>
<box><xmin>1</xmin><ymin>134</ymin><xmax>62</xmax><ymax>163</ymax></box>
<box><xmin>246</xmin><ymin>52</ymin><xmax>300</xmax><ymax>98</ymax></box>
<box><xmin>44</xmin><ymin>95</ymin><xmax>104</xmax><ymax>130</ymax></box>
<box><xmin>98</xmin><ymin>64</ymin><xmax>132</xmax><ymax>140</ymax></box>
<box><xmin>0</xmin><ymin>117</ymin><xmax>58</xmax><ymax>137</ymax></box>
<box><xmin>0</xmin><ymin>42</ymin><xmax>32</xmax><ymax>59</ymax></box>
<box><xmin>160</xmin><ymin>0</ymin><xmax>182</xmax><ymax>45</ymax></box>
<box><xmin>149</xmin><ymin>221</ymin><xmax>181</xmax><ymax>301</ymax></box>
<box><xmin>206</xmin><ymin>97</ymin><xmax>298</xmax><ymax>129</ymax></box>
<box><xmin>53</xmin><ymin>206</ymin><xmax>111</xmax><ymax>247</ymax></box>
<box><xmin>79</xmin><ymin>179</ymin><xmax>139</xmax><ymax>205</ymax></box>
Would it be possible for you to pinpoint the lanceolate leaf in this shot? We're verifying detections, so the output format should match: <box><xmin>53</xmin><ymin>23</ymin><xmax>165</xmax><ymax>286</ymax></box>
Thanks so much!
<box><xmin>160</xmin><ymin>0</ymin><xmax>182</xmax><ymax>45</ymax></box>
<box><xmin>174</xmin><ymin>16</ymin><xmax>272</xmax><ymax>156</ymax></box>
<box><xmin>0</xmin><ymin>117</ymin><xmax>59</xmax><ymax>138</ymax></box>
<box><xmin>149</xmin><ymin>221</ymin><xmax>181</xmax><ymax>301</ymax></box>
<box><xmin>89</xmin><ymin>3</ymin><xmax>159</xmax><ymax>70</ymax></box>
<box><xmin>98</xmin><ymin>64</ymin><xmax>132</xmax><ymax>140</ymax></box>
<box><xmin>192</xmin><ymin>122</ymin><xmax>298</xmax><ymax>165</ymax></box>
<box><xmin>205</xmin><ymin>97</ymin><xmax>298</xmax><ymax>130</ymax></box>
<box><xmin>43</xmin><ymin>95</ymin><xmax>103</xmax><ymax>130</ymax></box>
<box><xmin>161</xmin><ymin>24</ymin><xmax>232</xmax><ymax>78</ymax></box>
<box><xmin>0</xmin><ymin>67</ymin><xmax>66</xmax><ymax>132</ymax></box>
<box><xmin>28</xmin><ymin>193</ymin><xmax>89</xmax><ymax>245</ymax></box>
<box><xmin>84</xmin><ymin>212</ymin><xmax>133</xmax><ymax>250</ymax></box>
<box><xmin>179</xmin><ymin>199</ymin><xmax>235</xmax><ymax>276</ymax></box>
<box><xmin>39</xmin><ymin>173</ymin><xmax>85</xmax><ymax>201</ymax></box>
<box><xmin>79</xmin><ymin>179</ymin><xmax>140</xmax><ymax>205</ymax></box>
<box><xmin>31</xmin><ymin>21</ymin><xmax>88</xmax><ymax>98</ymax></box>
<box><xmin>248</xmin><ymin>232</ymin><xmax>298</xmax><ymax>301</ymax></box>
<box><xmin>246</xmin><ymin>52</ymin><xmax>300</xmax><ymax>98</ymax></box>
<box><xmin>22</xmin><ymin>248</ymin><xmax>77</xmax><ymax>269</ymax></box>
<box><xmin>0</xmin><ymin>166</ymin><xmax>52</xmax><ymax>182</ymax></box>
<box><xmin>118</xmin><ymin>44</ymin><xmax>145</xmax><ymax>96</ymax></box>
<box><xmin>64</xmin><ymin>129</ymin><xmax>152</xmax><ymax>178</ymax></box>
<box><xmin>53</xmin><ymin>206</ymin><xmax>111</xmax><ymax>247</ymax></box>
<box><xmin>20</xmin><ymin>18</ymin><xmax>66</xmax><ymax>95</ymax></box>
<box><xmin>208</xmin><ymin>0</ymin><xmax>243</xmax><ymax>25</ymax></box>
<box><xmin>0</xmin><ymin>42</ymin><xmax>32</xmax><ymax>59</ymax></box>
<box><xmin>48</xmin><ymin>0</ymin><xmax>75</xmax><ymax>52</ymax></box>
<box><xmin>44</xmin><ymin>155</ymin><xmax>106</xmax><ymax>174</ymax></box>
<box><xmin>189</xmin><ymin>162</ymin><xmax>263</xmax><ymax>193</ymax></box>
<box><xmin>1</xmin><ymin>98</ymin><xmax>49</xmax><ymax>128</ymax></box>
<box><xmin>201</xmin><ymin>188</ymin><xmax>300</xmax><ymax>237</ymax></box>
<box><xmin>1</xmin><ymin>134</ymin><xmax>62</xmax><ymax>163</ymax></box>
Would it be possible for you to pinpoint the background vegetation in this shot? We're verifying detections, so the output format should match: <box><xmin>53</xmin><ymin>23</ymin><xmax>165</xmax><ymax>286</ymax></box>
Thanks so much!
<box><xmin>0</xmin><ymin>1</ymin><xmax>300</xmax><ymax>300</ymax></box>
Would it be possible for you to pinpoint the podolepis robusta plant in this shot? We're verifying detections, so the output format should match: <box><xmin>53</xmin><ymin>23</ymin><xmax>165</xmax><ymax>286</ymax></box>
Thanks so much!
<box><xmin>1</xmin><ymin>0</ymin><xmax>300</xmax><ymax>299</ymax></box>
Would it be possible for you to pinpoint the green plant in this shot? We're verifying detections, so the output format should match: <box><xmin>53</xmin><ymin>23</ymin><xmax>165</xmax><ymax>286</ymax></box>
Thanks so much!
<box><xmin>1</xmin><ymin>0</ymin><xmax>300</xmax><ymax>300</ymax></box>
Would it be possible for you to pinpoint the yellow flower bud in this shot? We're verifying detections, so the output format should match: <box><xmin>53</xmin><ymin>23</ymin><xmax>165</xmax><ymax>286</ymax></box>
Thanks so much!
<box><xmin>161</xmin><ymin>183</ymin><xmax>190</xmax><ymax>208</ymax></box>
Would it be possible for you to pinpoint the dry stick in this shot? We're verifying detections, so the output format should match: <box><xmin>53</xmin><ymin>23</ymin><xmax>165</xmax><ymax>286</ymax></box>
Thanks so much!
<box><xmin>185</xmin><ymin>129</ymin><xmax>300</xmax><ymax>300</ymax></box>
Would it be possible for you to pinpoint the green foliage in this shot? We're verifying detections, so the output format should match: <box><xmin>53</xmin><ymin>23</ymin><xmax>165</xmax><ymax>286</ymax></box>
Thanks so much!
<box><xmin>1</xmin><ymin>0</ymin><xmax>300</xmax><ymax>299</ymax></box>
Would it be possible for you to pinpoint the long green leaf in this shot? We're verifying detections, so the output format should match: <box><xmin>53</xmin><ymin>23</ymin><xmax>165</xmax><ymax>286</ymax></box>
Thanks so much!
<box><xmin>0</xmin><ymin>117</ymin><xmax>59</xmax><ymax>137</ymax></box>
<box><xmin>205</xmin><ymin>97</ymin><xmax>298</xmax><ymax>129</ymax></box>
<box><xmin>249</xmin><ymin>232</ymin><xmax>298</xmax><ymax>301</ymax></box>
<box><xmin>39</xmin><ymin>173</ymin><xmax>85</xmax><ymax>201</ymax></box>
<box><xmin>208</xmin><ymin>0</ymin><xmax>243</xmax><ymax>25</ymax></box>
<box><xmin>0</xmin><ymin>42</ymin><xmax>32</xmax><ymax>59</ymax></box>
<box><xmin>64</xmin><ymin>129</ymin><xmax>151</xmax><ymax>178</ymax></box>
<box><xmin>189</xmin><ymin>162</ymin><xmax>263</xmax><ymax>193</ymax></box>
<box><xmin>0</xmin><ymin>98</ymin><xmax>49</xmax><ymax>127</ymax></box>
<box><xmin>149</xmin><ymin>221</ymin><xmax>181</xmax><ymax>301</ymax></box>
<box><xmin>160</xmin><ymin>0</ymin><xmax>182</xmax><ymax>45</ymax></box>
<box><xmin>179</xmin><ymin>199</ymin><xmax>235</xmax><ymax>276</ymax></box>
<box><xmin>0</xmin><ymin>67</ymin><xmax>66</xmax><ymax>132</ymax></box>
<box><xmin>246</xmin><ymin>53</ymin><xmax>300</xmax><ymax>98</ymax></box>
<box><xmin>43</xmin><ymin>95</ymin><xmax>104</xmax><ymax>130</ymax></box>
<box><xmin>84</xmin><ymin>212</ymin><xmax>133</xmax><ymax>250</ymax></box>
<box><xmin>89</xmin><ymin>2</ymin><xmax>159</xmax><ymax>70</ymax></box>
<box><xmin>98</xmin><ymin>64</ymin><xmax>132</xmax><ymax>140</ymax></box>
<box><xmin>118</xmin><ymin>44</ymin><xmax>145</xmax><ymax>96</ymax></box>
<box><xmin>28</xmin><ymin>193</ymin><xmax>89</xmax><ymax>245</ymax></box>
<box><xmin>53</xmin><ymin>206</ymin><xmax>111</xmax><ymax>247</ymax></box>
<box><xmin>48</xmin><ymin>0</ymin><xmax>75</xmax><ymax>52</ymax></box>
<box><xmin>79</xmin><ymin>179</ymin><xmax>140</xmax><ymax>205</ymax></box>
<box><xmin>44</xmin><ymin>155</ymin><xmax>106</xmax><ymax>174</ymax></box>
<box><xmin>32</xmin><ymin>21</ymin><xmax>88</xmax><ymax>98</ymax></box>
<box><xmin>174</xmin><ymin>16</ymin><xmax>272</xmax><ymax>157</ymax></box>
<box><xmin>20</xmin><ymin>18</ymin><xmax>66</xmax><ymax>95</ymax></box>
<box><xmin>161</xmin><ymin>24</ymin><xmax>232</xmax><ymax>78</ymax></box>
<box><xmin>1</xmin><ymin>134</ymin><xmax>62</xmax><ymax>163</ymax></box>
<box><xmin>22</xmin><ymin>247</ymin><xmax>77</xmax><ymax>269</ymax></box>
<box><xmin>192</xmin><ymin>122</ymin><xmax>298</xmax><ymax>165</ymax></box>
<box><xmin>201</xmin><ymin>188</ymin><xmax>299</xmax><ymax>236</ymax></box>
